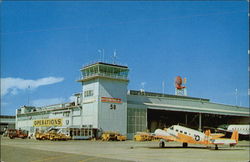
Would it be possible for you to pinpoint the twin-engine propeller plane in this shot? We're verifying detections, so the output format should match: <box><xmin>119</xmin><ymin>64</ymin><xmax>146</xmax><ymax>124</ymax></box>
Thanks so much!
<box><xmin>154</xmin><ymin>125</ymin><xmax>239</xmax><ymax>150</ymax></box>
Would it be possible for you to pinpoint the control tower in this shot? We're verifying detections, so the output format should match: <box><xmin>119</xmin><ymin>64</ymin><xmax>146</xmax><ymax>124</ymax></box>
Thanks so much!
<box><xmin>77</xmin><ymin>62</ymin><xmax>129</xmax><ymax>134</ymax></box>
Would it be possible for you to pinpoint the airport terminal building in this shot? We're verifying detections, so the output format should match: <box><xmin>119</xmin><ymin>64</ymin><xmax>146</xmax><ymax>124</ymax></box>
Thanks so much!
<box><xmin>16</xmin><ymin>62</ymin><xmax>249</xmax><ymax>139</ymax></box>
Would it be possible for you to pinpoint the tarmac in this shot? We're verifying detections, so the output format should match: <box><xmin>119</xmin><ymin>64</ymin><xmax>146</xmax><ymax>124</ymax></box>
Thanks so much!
<box><xmin>1</xmin><ymin>137</ymin><xmax>249</xmax><ymax>162</ymax></box>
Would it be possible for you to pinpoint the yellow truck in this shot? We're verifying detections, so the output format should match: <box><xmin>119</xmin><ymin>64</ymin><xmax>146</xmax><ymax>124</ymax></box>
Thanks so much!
<box><xmin>35</xmin><ymin>131</ymin><xmax>49</xmax><ymax>140</ymax></box>
<box><xmin>134</xmin><ymin>132</ymin><xmax>154</xmax><ymax>141</ymax></box>
<box><xmin>35</xmin><ymin>129</ymin><xmax>71</xmax><ymax>141</ymax></box>
<box><xmin>116</xmin><ymin>134</ymin><xmax>127</xmax><ymax>141</ymax></box>
<box><xmin>101</xmin><ymin>132</ymin><xmax>127</xmax><ymax>141</ymax></box>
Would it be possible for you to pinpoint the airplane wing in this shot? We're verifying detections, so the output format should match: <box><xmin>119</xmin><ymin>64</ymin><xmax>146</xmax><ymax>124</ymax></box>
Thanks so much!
<box><xmin>210</xmin><ymin>133</ymin><xmax>225</xmax><ymax>139</ymax></box>
<box><xmin>154</xmin><ymin>129</ymin><xmax>175</xmax><ymax>141</ymax></box>
<box><xmin>210</xmin><ymin>138</ymin><xmax>237</xmax><ymax>145</ymax></box>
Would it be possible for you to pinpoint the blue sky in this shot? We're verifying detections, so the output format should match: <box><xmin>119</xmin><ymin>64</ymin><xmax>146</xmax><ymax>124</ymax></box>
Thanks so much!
<box><xmin>1</xmin><ymin>1</ymin><xmax>249</xmax><ymax>115</ymax></box>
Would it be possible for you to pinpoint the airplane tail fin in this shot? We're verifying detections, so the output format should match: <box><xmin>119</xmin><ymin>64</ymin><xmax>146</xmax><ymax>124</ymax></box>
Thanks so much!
<box><xmin>204</xmin><ymin>129</ymin><xmax>211</xmax><ymax>136</ymax></box>
<box><xmin>204</xmin><ymin>129</ymin><xmax>211</xmax><ymax>144</ymax></box>
<box><xmin>231</xmin><ymin>130</ymin><xmax>239</xmax><ymax>143</ymax></box>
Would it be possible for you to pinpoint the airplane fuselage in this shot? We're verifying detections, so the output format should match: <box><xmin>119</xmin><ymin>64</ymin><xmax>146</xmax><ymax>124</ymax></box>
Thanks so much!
<box><xmin>227</xmin><ymin>125</ymin><xmax>249</xmax><ymax>135</ymax></box>
<box><xmin>154</xmin><ymin>124</ymin><xmax>238</xmax><ymax>149</ymax></box>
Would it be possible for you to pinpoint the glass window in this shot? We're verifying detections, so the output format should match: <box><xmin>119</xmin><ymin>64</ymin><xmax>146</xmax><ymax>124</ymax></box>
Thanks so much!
<box><xmin>84</xmin><ymin>90</ymin><xmax>94</xmax><ymax>97</ymax></box>
<box><xmin>63</xmin><ymin>112</ymin><xmax>69</xmax><ymax>117</ymax></box>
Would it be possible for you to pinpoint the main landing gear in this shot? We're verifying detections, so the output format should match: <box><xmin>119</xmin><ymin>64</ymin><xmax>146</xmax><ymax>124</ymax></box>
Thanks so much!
<box><xmin>159</xmin><ymin>139</ymin><xmax>165</xmax><ymax>148</ymax></box>
<box><xmin>182</xmin><ymin>142</ymin><xmax>188</xmax><ymax>148</ymax></box>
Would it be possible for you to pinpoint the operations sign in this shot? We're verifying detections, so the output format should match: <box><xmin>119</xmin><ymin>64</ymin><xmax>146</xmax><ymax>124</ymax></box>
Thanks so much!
<box><xmin>33</xmin><ymin>118</ymin><xmax>63</xmax><ymax>127</ymax></box>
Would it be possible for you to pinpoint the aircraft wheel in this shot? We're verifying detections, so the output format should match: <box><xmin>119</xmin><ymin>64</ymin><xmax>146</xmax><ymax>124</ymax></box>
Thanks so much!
<box><xmin>182</xmin><ymin>143</ymin><xmax>188</xmax><ymax>148</ymax></box>
<box><xmin>215</xmin><ymin>145</ymin><xmax>218</xmax><ymax>150</ymax></box>
<box><xmin>159</xmin><ymin>140</ymin><xmax>165</xmax><ymax>148</ymax></box>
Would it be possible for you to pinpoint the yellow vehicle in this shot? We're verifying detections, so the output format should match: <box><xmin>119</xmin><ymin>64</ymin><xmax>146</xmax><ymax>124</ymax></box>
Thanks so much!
<box><xmin>101</xmin><ymin>132</ymin><xmax>127</xmax><ymax>141</ymax></box>
<box><xmin>101</xmin><ymin>132</ymin><xmax>117</xmax><ymax>141</ymax></box>
<box><xmin>35</xmin><ymin>129</ymin><xmax>71</xmax><ymax>141</ymax></box>
<box><xmin>35</xmin><ymin>131</ymin><xmax>50</xmax><ymax>140</ymax></box>
<box><xmin>116</xmin><ymin>134</ymin><xmax>127</xmax><ymax>141</ymax></box>
<box><xmin>48</xmin><ymin>130</ymin><xmax>60</xmax><ymax>141</ymax></box>
<box><xmin>134</xmin><ymin>132</ymin><xmax>153</xmax><ymax>141</ymax></box>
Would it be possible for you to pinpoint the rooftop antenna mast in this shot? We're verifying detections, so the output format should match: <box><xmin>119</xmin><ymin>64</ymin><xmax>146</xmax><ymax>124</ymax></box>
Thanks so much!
<box><xmin>27</xmin><ymin>85</ymin><xmax>30</xmax><ymax>106</ymax></box>
<box><xmin>235</xmin><ymin>88</ymin><xmax>238</xmax><ymax>106</ymax></box>
<box><xmin>113</xmin><ymin>49</ymin><xmax>117</xmax><ymax>64</ymax></box>
<box><xmin>140</xmin><ymin>82</ymin><xmax>146</xmax><ymax>94</ymax></box>
<box><xmin>162</xmin><ymin>81</ymin><xmax>165</xmax><ymax>96</ymax></box>
<box><xmin>98</xmin><ymin>49</ymin><xmax>105</xmax><ymax>62</ymax></box>
<box><xmin>102</xmin><ymin>49</ymin><xmax>105</xmax><ymax>62</ymax></box>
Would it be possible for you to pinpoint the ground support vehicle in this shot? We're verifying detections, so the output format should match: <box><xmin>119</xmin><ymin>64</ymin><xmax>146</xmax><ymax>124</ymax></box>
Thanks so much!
<box><xmin>8</xmin><ymin>129</ymin><xmax>28</xmax><ymax>139</ymax></box>
<box><xmin>101</xmin><ymin>132</ymin><xmax>127</xmax><ymax>141</ymax></box>
<box><xmin>134</xmin><ymin>132</ymin><xmax>154</xmax><ymax>141</ymax></box>
<box><xmin>116</xmin><ymin>134</ymin><xmax>127</xmax><ymax>141</ymax></box>
<box><xmin>35</xmin><ymin>131</ymin><xmax>49</xmax><ymax>140</ymax></box>
<box><xmin>35</xmin><ymin>129</ymin><xmax>71</xmax><ymax>141</ymax></box>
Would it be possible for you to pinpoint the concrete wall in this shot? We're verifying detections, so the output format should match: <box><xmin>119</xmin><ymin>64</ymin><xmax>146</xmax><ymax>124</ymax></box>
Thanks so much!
<box><xmin>82</xmin><ymin>79</ymin><xmax>99</xmax><ymax>128</ymax></box>
<box><xmin>98</xmin><ymin>78</ymin><xmax>128</xmax><ymax>135</ymax></box>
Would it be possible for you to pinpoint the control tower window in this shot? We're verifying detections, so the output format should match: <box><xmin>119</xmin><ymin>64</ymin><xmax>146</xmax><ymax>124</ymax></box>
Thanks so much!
<box><xmin>84</xmin><ymin>90</ymin><xmax>94</xmax><ymax>97</ymax></box>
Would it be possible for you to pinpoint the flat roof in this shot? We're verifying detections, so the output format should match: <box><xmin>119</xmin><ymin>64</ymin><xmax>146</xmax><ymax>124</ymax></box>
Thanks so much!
<box><xmin>83</xmin><ymin>62</ymin><xmax>128</xmax><ymax>69</ymax></box>
<box><xmin>0</xmin><ymin>115</ymin><xmax>15</xmax><ymax>119</ymax></box>
<box><xmin>127</xmin><ymin>90</ymin><xmax>249</xmax><ymax>117</ymax></box>
<box><xmin>128</xmin><ymin>90</ymin><xmax>210</xmax><ymax>102</ymax></box>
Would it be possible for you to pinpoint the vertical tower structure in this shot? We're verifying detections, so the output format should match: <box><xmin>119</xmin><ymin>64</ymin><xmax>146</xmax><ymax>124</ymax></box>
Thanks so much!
<box><xmin>78</xmin><ymin>62</ymin><xmax>129</xmax><ymax>134</ymax></box>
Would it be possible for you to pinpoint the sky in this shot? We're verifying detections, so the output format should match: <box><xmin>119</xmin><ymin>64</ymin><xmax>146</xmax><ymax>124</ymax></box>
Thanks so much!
<box><xmin>1</xmin><ymin>1</ymin><xmax>249</xmax><ymax>115</ymax></box>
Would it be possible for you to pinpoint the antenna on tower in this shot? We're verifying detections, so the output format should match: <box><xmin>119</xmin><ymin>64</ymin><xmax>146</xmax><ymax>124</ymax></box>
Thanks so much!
<box><xmin>113</xmin><ymin>49</ymin><xmax>117</xmax><ymax>64</ymax></box>
<box><xmin>98</xmin><ymin>49</ymin><xmax>105</xmax><ymax>62</ymax></box>
<box><xmin>103</xmin><ymin>49</ymin><xmax>105</xmax><ymax>62</ymax></box>
<box><xmin>140</xmin><ymin>82</ymin><xmax>146</xmax><ymax>94</ymax></box>
<box><xmin>27</xmin><ymin>85</ymin><xmax>30</xmax><ymax>105</ymax></box>
<box><xmin>235</xmin><ymin>88</ymin><xmax>238</xmax><ymax>106</ymax></box>
<box><xmin>162</xmin><ymin>81</ymin><xmax>165</xmax><ymax>96</ymax></box>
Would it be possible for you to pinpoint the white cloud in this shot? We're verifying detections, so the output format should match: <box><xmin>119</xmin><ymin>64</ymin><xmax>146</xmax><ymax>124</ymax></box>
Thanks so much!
<box><xmin>31</xmin><ymin>98</ymin><xmax>66</xmax><ymax>107</ymax></box>
<box><xmin>1</xmin><ymin>77</ymin><xmax>64</xmax><ymax>96</ymax></box>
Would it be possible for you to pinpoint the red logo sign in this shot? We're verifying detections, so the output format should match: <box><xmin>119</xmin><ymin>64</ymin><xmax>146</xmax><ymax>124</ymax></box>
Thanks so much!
<box><xmin>101</xmin><ymin>97</ymin><xmax>122</xmax><ymax>103</ymax></box>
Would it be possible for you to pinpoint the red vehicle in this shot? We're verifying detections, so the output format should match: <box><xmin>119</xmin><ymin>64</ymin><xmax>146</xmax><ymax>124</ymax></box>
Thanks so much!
<box><xmin>8</xmin><ymin>129</ymin><xmax>28</xmax><ymax>139</ymax></box>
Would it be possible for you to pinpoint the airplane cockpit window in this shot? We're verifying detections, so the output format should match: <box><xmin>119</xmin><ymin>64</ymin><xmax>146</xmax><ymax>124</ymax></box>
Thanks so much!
<box><xmin>180</xmin><ymin>130</ymin><xmax>183</xmax><ymax>133</ymax></box>
<box><xmin>170</xmin><ymin>127</ymin><xmax>174</xmax><ymax>130</ymax></box>
<box><xmin>184</xmin><ymin>132</ymin><xmax>187</xmax><ymax>134</ymax></box>
<box><xmin>176</xmin><ymin>129</ymin><xmax>179</xmax><ymax>132</ymax></box>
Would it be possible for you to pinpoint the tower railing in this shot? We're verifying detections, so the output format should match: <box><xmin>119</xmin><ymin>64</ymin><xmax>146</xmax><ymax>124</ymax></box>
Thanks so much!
<box><xmin>80</xmin><ymin>72</ymin><xmax>128</xmax><ymax>80</ymax></box>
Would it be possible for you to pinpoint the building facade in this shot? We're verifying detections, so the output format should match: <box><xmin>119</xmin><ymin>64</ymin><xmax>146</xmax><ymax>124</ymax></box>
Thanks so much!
<box><xmin>0</xmin><ymin>115</ymin><xmax>15</xmax><ymax>134</ymax></box>
<box><xmin>16</xmin><ymin>62</ymin><xmax>249</xmax><ymax>139</ymax></box>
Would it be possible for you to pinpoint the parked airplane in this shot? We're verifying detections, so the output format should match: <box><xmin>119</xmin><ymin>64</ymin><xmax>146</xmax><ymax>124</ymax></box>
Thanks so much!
<box><xmin>217</xmin><ymin>124</ymin><xmax>250</xmax><ymax>135</ymax></box>
<box><xmin>154</xmin><ymin>125</ymin><xmax>238</xmax><ymax>150</ymax></box>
